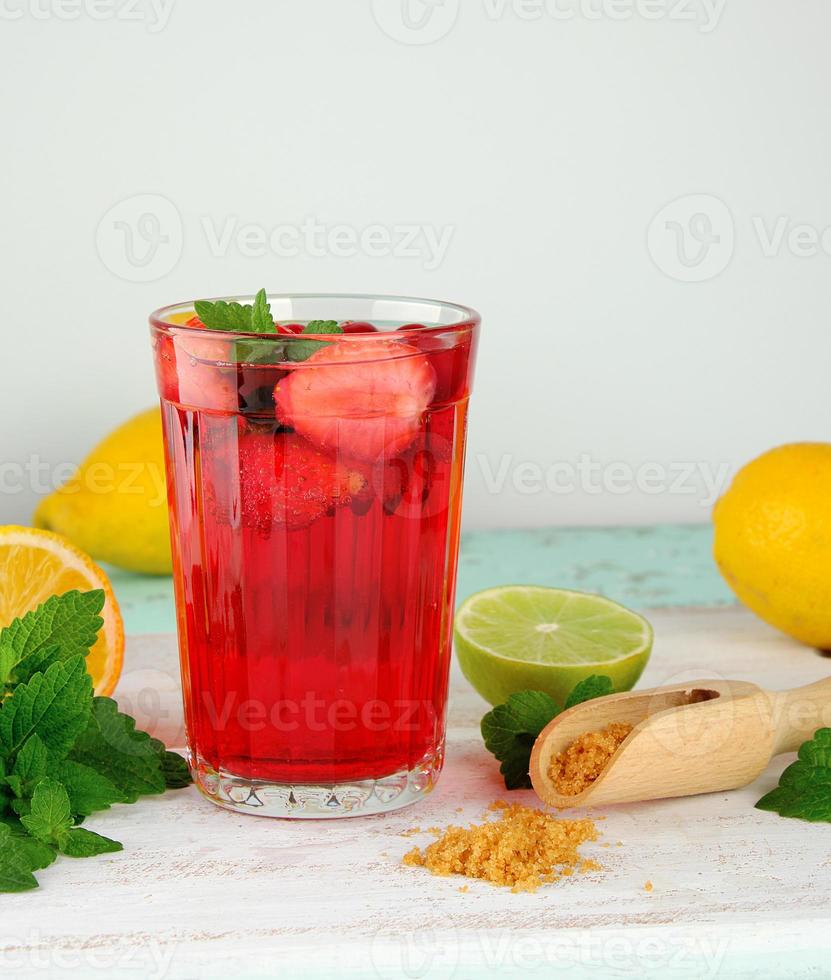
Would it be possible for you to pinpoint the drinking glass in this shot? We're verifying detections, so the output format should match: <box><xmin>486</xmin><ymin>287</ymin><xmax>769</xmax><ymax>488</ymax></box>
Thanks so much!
<box><xmin>150</xmin><ymin>294</ymin><xmax>479</xmax><ymax>817</ymax></box>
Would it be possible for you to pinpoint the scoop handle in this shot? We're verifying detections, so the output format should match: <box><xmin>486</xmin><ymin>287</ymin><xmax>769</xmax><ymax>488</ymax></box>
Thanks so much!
<box><xmin>772</xmin><ymin>677</ymin><xmax>831</xmax><ymax>754</ymax></box>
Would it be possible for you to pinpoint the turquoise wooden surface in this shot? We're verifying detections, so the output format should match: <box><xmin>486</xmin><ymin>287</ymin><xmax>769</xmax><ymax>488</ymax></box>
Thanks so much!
<box><xmin>105</xmin><ymin>523</ymin><xmax>733</xmax><ymax>635</ymax></box>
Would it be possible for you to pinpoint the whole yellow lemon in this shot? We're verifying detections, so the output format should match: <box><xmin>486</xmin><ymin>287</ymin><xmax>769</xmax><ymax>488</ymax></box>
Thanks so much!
<box><xmin>714</xmin><ymin>443</ymin><xmax>831</xmax><ymax>649</ymax></box>
<box><xmin>33</xmin><ymin>408</ymin><xmax>172</xmax><ymax>575</ymax></box>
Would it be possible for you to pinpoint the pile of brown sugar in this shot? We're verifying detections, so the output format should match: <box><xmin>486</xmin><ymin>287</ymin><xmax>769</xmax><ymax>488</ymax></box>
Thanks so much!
<box><xmin>549</xmin><ymin>722</ymin><xmax>633</xmax><ymax>796</ymax></box>
<box><xmin>402</xmin><ymin>802</ymin><xmax>600</xmax><ymax>893</ymax></box>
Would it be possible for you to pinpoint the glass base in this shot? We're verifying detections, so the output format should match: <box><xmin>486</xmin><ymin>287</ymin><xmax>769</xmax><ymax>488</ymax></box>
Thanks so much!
<box><xmin>193</xmin><ymin>748</ymin><xmax>444</xmax><ymax>819</ymax></box>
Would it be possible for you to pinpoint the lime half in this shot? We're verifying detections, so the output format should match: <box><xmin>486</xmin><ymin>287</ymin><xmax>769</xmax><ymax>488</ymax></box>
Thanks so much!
<box><xmin>454</xmin><ymin>586</ymin><xmax>653</xmax><ymax>706</ymax></box>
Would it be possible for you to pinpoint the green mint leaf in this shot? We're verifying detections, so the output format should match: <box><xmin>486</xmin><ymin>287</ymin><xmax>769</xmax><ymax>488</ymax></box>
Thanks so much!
<box><xmin>0</xmin><ymin>772</ymin><xmax>18</xmax><ymax>823</ymax></box>
<box><xmin>0</xmin><ymin>656</ymin><xmax>93</xmax><ymax>758</ymax></box>
<box><xmin>10</xmin><ymin>797</ymin><xmax>30</xmax><ymax>817</ymax></box>
<box><xmin>756</xmin><ymin>728</ymin><xmax>831</xmax><ymax>823</ymax></box>
<box><xmin>481</xmin><ymin>691</ymin><xmax>559</xmax><ymax>790</ymax></box>
<box><xmin>285</xmin><ymin>320</ymin><xmax>344</xmax><ymax>363</ymax></box>
<box><xmin>69</xmin><ymin>698</ymin><xmax>166</xmax><ymax>802</ymax></box>
<box><xmin>3</xmin><ymin>775</ymin><xmax>22</xmax><ymax>798</ymax></box>
<box><xmin>20</xmin><ymin>778</ymin><xmax>73</xmax><ymax>845</ymax></box>
<box><xmin>0</xmin><ymin>811</ymin><xmax>20</xmax><ymax>829</ymax></box>
<box><xmin>564</xmin><ymin>675</ymin><xmax>615</xmax><ymax>710</ymax></box>
<box><xmin>9</xmin><ymin>645</ymin><xmax>63</xmax><ymax>688</ymax></box>
<box><xmin>249</xmin><ymin>288</ymin><xmax>274</xmax><ymax>333</ymax></box>
<box><xmin>0</xmin><ymin>802</ymin><xmax>11</xmax><ymax>823</ymax></box>
<box><xmin>0</xmin><ymin>643</ymin><xmax>17</xmax><ymax>686</ymax></box>
<box><xmin>48</xmin><ymin>759</ymin><xmax>127</xmax><ymax>816</ymax></box>
<box><xmin>158</xmin><ymin>749</ymin><xmax>192</xmax><ymax>789</ymax></box>
<box><xmin>481</xmin><ymin>691</ymin><xmax>559</xmax><ymax>758</ymax></box>
<box><xmin>193</xmin><ymin>299</ymin><xmax>251</xmax><ymax>331</ymax></box>
<box><xmin>58</xmin><ymin>827</ymin><xmax>123</xmax><ymax>858</ymax></box>
<box><xmin>143</xmin><ymin>730</ymin><xmax>191</xmax><ymax>787</ymax></box>
<box><xmin>195</xmin><ymin>290</ymin><xmax>275</xmax><ymax>334</ymax></box>
<box><xmin>0</xmin><ymin>856</ymin><xmax>38</xmax><ymax>891</ymax></box>
<box><xmin>233</xmin><ymin>338</ymin><xmax>285</xmax><ymax>365</ymax></box>
<box><xmin>481</xmin><ymin>675</ymin><xmax>615</xmax><ymax>790</ymax></box>
<box><xmin>0</xmin><ymin>826</ymin><xmax>40</xmax><ymax>892</ymax></box>
<box><xmin>0</xmin><ymin>590</ymin><xmax>104</xmax><ymax>686</ymax></box>
<box><xmin>13</xmin><ymin>733</ymin><xmax>50</xmax><ymax>785</ymax></box>
<box><xmin>1</xmin><ymin>819</ymin><xmax>58</xmax><ymax>871</ymax></box>
<box><xmin>13</xmin><ymin>834</ymin><xmax>57</xmax><ymax>872</ymax></box>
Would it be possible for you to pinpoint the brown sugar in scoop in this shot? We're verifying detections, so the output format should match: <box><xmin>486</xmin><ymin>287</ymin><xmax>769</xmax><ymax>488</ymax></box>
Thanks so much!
<box><xmin>531</xmin><ymin>677</ymin><xmax>831</xmax><ymax>809</ymax></box>
<box><xmin>549</xmin><ymin>722</ymin><xmax>633</xmax><ymax>797</ymax></box>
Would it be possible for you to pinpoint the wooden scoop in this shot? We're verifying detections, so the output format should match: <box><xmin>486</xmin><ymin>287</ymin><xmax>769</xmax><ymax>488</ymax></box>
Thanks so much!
<box><xmin>530</xmin><ymin>677</ymin><xmax>831</xmax><ymax>808</ymax></box>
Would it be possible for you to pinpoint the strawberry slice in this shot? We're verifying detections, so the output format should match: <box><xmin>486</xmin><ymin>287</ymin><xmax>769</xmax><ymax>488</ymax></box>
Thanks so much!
<box><xmin>154</xmin><ymin>318</ymin><xmax>237</xmax><ymax>409</ymax></box>
<box><xmin>176</xmin><ymin>328</ymin><xmax>239</xmax><ymax>412</ymax></box>
<box><xmin>349</xmin><ymin>408</ymin><xmax>457</xmax><ymax>517</ymax></box>
<box><xmin>209</xmin><ymin>429</ymin><xmax>366</xmax><ymax>531</ymax></box>
<box><xmin>274</xmin><ymin>339</ymin><xmax>436</xmax><ymax>461</ymax></box>
<box><xmin>172</xmin><ymin>313</ymin><xmax>245</xmax><ymax>412</ymax></box>
<box><xmin>153</xmin><ymin>332</ymin><xmax>179</xmax><ymax>402</ymax></box>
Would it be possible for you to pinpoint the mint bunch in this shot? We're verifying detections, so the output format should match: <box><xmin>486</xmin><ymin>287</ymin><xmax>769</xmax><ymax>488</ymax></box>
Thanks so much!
<box><xmin>481</xmin><ymin>676</ymin><xmax>614</xmax><ymax>790</ymax></box>
<box><xmin>193</xmin><ymin>290</ymin><xmax>343</xmax><ymax>364</ymax></box>
<box><xmin>0</xmin><ymin>590</ymin><xmax>191</xmax><ymax>892</ymax></box>
<box><xmin>756</xmin><ymin>728</ymin><xmax>831</xmax><ymax>823</ymax></box>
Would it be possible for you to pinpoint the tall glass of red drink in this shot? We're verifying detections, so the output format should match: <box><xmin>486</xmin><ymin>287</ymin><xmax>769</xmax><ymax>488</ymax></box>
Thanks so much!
<box><xmin>149</xmin><ymin>294</ymin><xmax>479</xmax><ymax>817</ymax></box>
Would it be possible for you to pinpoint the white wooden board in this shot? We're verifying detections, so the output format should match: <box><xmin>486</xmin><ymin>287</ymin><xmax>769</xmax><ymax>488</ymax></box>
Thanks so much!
<box><xmin>2</xmin><ymin>607</ymin><xmax>831</xmax><ymax>979</ymax></box>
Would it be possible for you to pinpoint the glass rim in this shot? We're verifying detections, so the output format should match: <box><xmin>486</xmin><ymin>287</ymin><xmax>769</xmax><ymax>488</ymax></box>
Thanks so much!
<box><xmin>149</xmin><ymin>292</ymin><xmax>481</xmax><ymax>340</ymax></box>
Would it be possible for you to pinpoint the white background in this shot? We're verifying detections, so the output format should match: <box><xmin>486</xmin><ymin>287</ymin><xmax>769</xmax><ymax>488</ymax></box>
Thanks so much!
<box><xmin>2</xmin><ymin>0</ymin><xmax>829</xmax><ymax>529</ymax></box>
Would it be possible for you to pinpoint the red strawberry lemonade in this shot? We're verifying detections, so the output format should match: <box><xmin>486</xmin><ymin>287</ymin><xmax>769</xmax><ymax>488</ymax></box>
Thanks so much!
<box><xmin>150</xmin><ymin>295</ymin><xmax>479</xmax><ymax>817</ymax></box>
